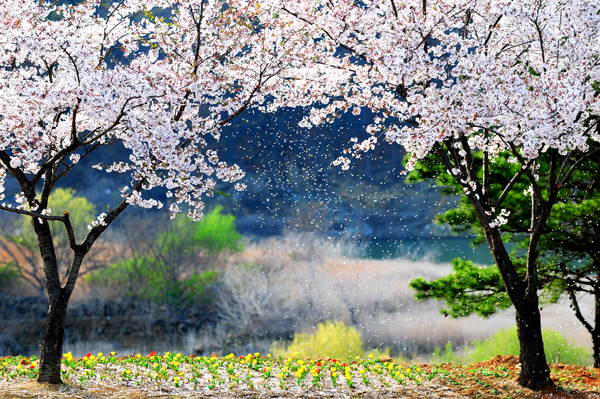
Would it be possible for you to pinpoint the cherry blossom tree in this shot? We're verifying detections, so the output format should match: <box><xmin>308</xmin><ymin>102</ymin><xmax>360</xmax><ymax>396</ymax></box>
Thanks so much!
<box><xmin>0</xmin><ymin>0</ymin><xmax>304</xmax><ymax>383</ymax></box>
<box><xmin>266</xmin><ymin>0</ymin><xmax>600</xmax><ymax>389</ymax></box>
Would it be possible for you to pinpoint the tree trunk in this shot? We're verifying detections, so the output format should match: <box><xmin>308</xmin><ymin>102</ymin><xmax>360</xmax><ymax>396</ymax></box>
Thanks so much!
<box><xmin>482</xmin><ymin>227</ymin><xmax>554</xmax><ymax>389</ymax></box>
<box><xmin>515</xmin><ymin>297</ymin><xmax>553</xmax><ymax>389</ymax></box>
<box><xmin>37</xmin><ymin>291</ymin><xmax>68</xmax><ymax>383</ymax></box>
<box><xmin>593</xmin><ymin>333</ymin><xmax>600</xmax><ymax>369</ymax></box>
<box><xmin>594</xmin><ymin>285</ymin><xmax>600</xmax><ymax>368</ymax></box>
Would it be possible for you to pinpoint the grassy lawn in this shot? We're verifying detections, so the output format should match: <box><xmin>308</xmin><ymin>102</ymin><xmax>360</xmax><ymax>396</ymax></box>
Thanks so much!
<box><xmin>0</xmin><ymin>353</ymin><xmax>599</xmax><ymax>398</ymax></box>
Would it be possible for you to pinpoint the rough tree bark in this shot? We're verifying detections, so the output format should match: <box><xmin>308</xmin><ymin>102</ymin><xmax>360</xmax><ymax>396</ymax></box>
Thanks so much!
<box><xmin>484</xmin><ymin>228</ymin><xmax>554</xmax><ymax>389</ymax></box>
<box><xmin>595</xmin><ymin>276</ymin><xmax>600</xmax><ymax>368</ymax></box>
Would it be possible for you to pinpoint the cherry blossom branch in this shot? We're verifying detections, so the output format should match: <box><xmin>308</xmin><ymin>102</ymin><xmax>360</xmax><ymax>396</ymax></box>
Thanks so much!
<box><xmin>0</xmin><ymin>151</ymin><xmax>31</xmax><ymax>190</ymax></box>
<box><xmin>60</xmin><ymin>46</ymin><xmax>81</xmax><ymax>84</ymax></box>
<box><xmin>483</xmin><ymin>15</ymin><xmax>502</xmax><ymax>48</ymax></box>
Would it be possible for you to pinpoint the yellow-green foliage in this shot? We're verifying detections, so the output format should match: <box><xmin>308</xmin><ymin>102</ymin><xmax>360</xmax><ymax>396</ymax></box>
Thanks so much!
<box><xmin>271</xmin><ymin>320</ymin><xmax>388</xmax><ymax>360</ymax></box>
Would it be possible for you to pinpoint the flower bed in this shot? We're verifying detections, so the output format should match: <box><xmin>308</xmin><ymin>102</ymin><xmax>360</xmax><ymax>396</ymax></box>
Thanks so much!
<box><xmin>0</xmin><ymin>353</ymin><xmax>598</xmax><ymax>398</ymax></box>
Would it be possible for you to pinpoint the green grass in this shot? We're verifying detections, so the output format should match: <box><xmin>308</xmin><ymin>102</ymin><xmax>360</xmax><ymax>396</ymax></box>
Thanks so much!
<box><xmin>431</xmin><ymin>326</ymin><xmax>592</xmax><ymax>366</ymax></box>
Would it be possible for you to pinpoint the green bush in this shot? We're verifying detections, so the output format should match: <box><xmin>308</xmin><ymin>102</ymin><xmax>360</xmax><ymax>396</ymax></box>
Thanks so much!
<box><xmin>0</xmin><ymin>263</ymin><xmax>19</xmax><ymax>291</ymax></box>
<box><xmin>86</xmin><ymin>257</ymin><xmax>219</xmax><ymax>306</ymax></box>
<box><xmin>431</xmin><ymin>327</ymin><xmax>592</xmax><ymax>366</ymax></box>
<box><xmin>87</xmin><ymin>206</ymin><xmax>241</xmax><ymax>306</ymax></box>
<box><xmin>156</xmin><ymin>206</ymin><xmax>243</xmax><ymax>255</ymax></box>
<box><xmin>271</xmin><ymin>321</ymin><xmax>388</xmax><ymax>360</ymax></box>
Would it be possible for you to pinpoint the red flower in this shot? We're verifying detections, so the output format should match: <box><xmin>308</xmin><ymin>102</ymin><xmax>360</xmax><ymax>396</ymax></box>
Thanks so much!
<box><xmin>316</xmin><ymin>362</ymin><xmax>322</xmax><ymax>367</ymax></box>
<box><xmin>332</xmin><ymin>359</ymin><xmax>337</xmax><ymax>363</ymax></box>
<box><xmin>149</xmin><ymin>351</ymin><xmax>156</xmax><ymax>357</ymax></box>
<box><xmin>342</xmin><ymin>363</ymin><xmax>347</xmax><ymax>367</ymax></box>
<box><xmin>317</xmin><ymin>368</ymin><xmax>321</xmax><ymax>374</ymax></box>
<box><xmin>86</xmin><ymin>352</ymin><xmax>91</xmax><ymax>358</ymax></box>
<box><xmin>30</xmin><ymin>365</ymin><xmax>34</xmax><ymax>369</ymax></box>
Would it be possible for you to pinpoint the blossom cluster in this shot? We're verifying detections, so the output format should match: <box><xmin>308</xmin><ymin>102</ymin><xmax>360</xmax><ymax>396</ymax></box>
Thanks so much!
<box><xmin>0</xmin><ymin>0</ymin><xmax>304</xmax><ymax>221</ymax></box>
<box><xmin>262</xmin><ymin>0</ymin><xmax>600</xmax><ymax>194</ymax></box>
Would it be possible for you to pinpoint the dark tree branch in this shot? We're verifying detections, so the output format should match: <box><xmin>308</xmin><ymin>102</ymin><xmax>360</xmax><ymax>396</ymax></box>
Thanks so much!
<box><xmin>483</xmin><ymin>129</ymin><xmax>490</xmax><ymax>202</ymax></box>
<box><xmin>559</xmin><ymin>146</ymin><xmax>600</xmax><ymax>187</ymax></box>
<box><xmin>390</xmin><ymin>0</ymin><xmax>398</xmax><ymax>18</ymax></box>
<box><xmin>494</xmin><ymin>159</ymin><xmax>535</xmax><ymax>210</ymax></box>
<box><xmin>566</xmin><ymin>282</ymin><xmax>594</xmax><ymax>333</ymax></box>
<box><xmin>0</xmin><ymin>151</ymin><xmax>31</xmax><ymax>191</ymax></box>
<box><xmin>483</xmin><ymin>15</ymin><xmax>502</xmax><ymax>48</ymax></box>
<box><xmin>507</xmin><ymin>142</ymin><xmax>545</xmax><ymax>205</ymax></box>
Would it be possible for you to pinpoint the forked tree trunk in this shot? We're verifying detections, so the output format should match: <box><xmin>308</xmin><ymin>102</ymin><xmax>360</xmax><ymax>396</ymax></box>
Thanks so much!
<box><xmin>37</xmin><ymin>292</ymin><xmax>69</xmax><ymax>383</ymax></box>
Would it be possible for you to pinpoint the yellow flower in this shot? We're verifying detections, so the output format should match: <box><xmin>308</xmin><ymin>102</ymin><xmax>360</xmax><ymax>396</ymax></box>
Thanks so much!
<box><xmin>97</xmin><ymin>352</ymin><xmax>103</xmax><ymax>358</ymax></box>
<box><xmin>267</xmin><ymin>354</ymin><xmax>271</xmax><ymax>358</ymax></box>
<box><xmin>176</xmin><ymin>353</ymin><xmax>181</xmax><ymax>358</ymax></box>
<box><xmin>331</xmin><ymin>372</ymin><xmax>337</xmax><ymax>377</ymax></box>
<box><xmin>174</xmin><ymin>376</ymin><xmax>180</xmax><ymax>381</ymax></box>
<box><xmin>295</xmin><ymin>371</ymin><xmax>302</xmax><ymax>377</ymax></box>
<box><xmin>266</xmin><ymin>366</ymin><xmax>271</xmax><ymax>371</ymax></box>
<box><xmin>355</xmin><ymin>356</ymin><xmax>360</xmax><ymax>360</ymax></box>
<box><xmin>110</xmin><ymin>352</ymin><xmax>116</xmax><ymax>356</ymax></box>
<box><xmin>277</xmin><ymin>373</ymin><xmax>283</xmax><ymax>379</ymax></box>
<box><xmin>418</xmin><ymin>378</ymin><xmax>422</xmax><ymax>382</ymax></box>
<box><xmin>298</xmin><ymin>360</ymin><xmax>304</xmax><ymax>365</ymax></box>
<box><xmin>368</xmin><ymin>354</ymin><xmax>373</xmax><ymax>358</ymax></box>
<box><xmin>292</xmin><ymin>352</ymin><xmax>298</xmax><ymax>357</ymax></box>
<box><xmin>235</xmin><ymin>373</ymin><xmax>239</xmax><ymax>378</ymax></box>
<box><xmin>406</xmin><ymin>368</ymin><xmax>411</xmax><ymax>373</ymax></box>
<box><xmin>179</xmin><ymin>371</ymin><xmax>184</xmax><ymax>376</ymax></box>
<box><xmin>172</xmin><ymin>361</ymin><xmax>179</xmax><ymax>367</ymax></box>
<box><xmin>417</xmin><ymin>368</ymin><xmax>421</xmax><ymax>372</ymax></box>
<box><xmin>254</xmin><ymin>352</ymin><xmax>259</xmax><ymax>357</ymax></box>
<box><xmin>136</xmin><ymin>353</ymin><xmax>141</xmax><ymax>358</ymax></box>
<box><xmin>126</xmin><ymin>369</ymin><xmax>132</xmax><ymax>375</ymax></box>
<box><xmin>331</xmin><ymin>367</ymin><xmax>336</xmax><ymax>372</ymax></box>
<box><xmin>345</xmin><ymin>373</ymin><xmax>351</xmax><ymax>380</ymax></box>
<box><xmin>359</xmin><ymin>370</ymin><xmax>365</xmax><ymax>374</ymax></box>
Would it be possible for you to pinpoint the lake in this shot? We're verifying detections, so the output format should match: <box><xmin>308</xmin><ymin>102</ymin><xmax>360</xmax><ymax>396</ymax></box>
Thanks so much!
<box><xmin>365</xmin><ymin>236</ymin><xmax>496</xmax><ymax>265</ymax></box>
